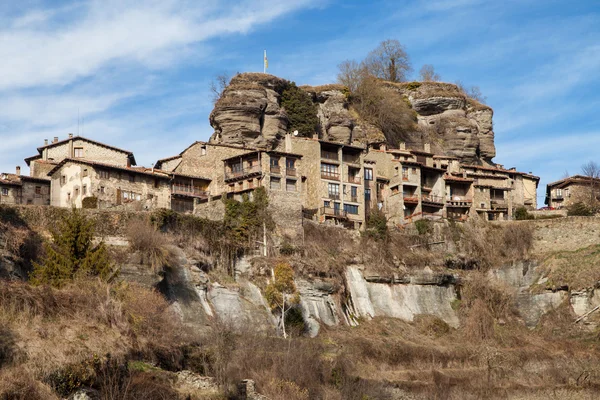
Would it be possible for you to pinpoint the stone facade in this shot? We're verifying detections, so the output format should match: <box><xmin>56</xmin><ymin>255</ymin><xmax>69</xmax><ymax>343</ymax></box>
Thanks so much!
<box><xmin>26</xmin><ymin>135</ymin><xmax>135</xmax><ymax>178</ymax></box>
<box><xmin>0</xmin><ymin>168</ymin><xmax>50</xmax><ymax>206</ymax></box>
<box><xmin>545</xmin><ymin>175</ymin><xmax>600</xmax><ymax>209</ymax></box>
<box><xmin>48</xmin><ymin>159</ymin><xmax>172</xmax><ymax>210</ymax></box>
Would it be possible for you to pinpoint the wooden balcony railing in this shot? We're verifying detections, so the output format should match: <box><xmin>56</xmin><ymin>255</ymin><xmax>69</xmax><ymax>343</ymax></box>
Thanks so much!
<box><xmin>403</xmin><ymin>196</ymin><xmax>419</xmax><ymax>204</ymax></box>
<box><xmin>342</xmin><ymin>154</ymin><xmax>360</xmax><ymax>164</ymax></box>
<box><xmin>347</xmin><ymin>176</ymin><xmax>361</xmax><ymax>184</ymax></box>
<box><xmin>286</xmin><ymin>168</ymin><xmax>297</xmax><ymax>177</ymax></box>
<box><xmin>446</xmin><ymin>197</ymin><xmax>472</xmax><ymax>207</ymax></box>
<box><xmin>321</xmin><ymin>151</ymin><xmax>339</xmax><ymax>161</ymax></box>
<box><xmin>328</xmin><ymin>193</ymin><xmax>340</xmax><ymax>200</ymax></box>
<box><xmin>422</xmin><ymin>194</ymin><xmax>444</xmax><ymax>204</ymax></box>
<box><xmin>270</xmin><ymin>165</ymin><xmax>281</xmax><ymax>174</ymax></box>
<box><xmin>225</xmin><ymin>165</ymin><xmax>261</xmax><ymax>181</ymax></box>
<box><xmin>321</xmin><ymin>172</ymin><xmax>340</xmax><ymax>181</ymax></box>
<box><xmin>172</xmin><ymin>185</ymin><xmax>209</xmax><ymax>198</ymax></box>
<box><xmin>320</xmin><ymin>206</ymin><xmax>347</xmax><ymax>219</ymax></box>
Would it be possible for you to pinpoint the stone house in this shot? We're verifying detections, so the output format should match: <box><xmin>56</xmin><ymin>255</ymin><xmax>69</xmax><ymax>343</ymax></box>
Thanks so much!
<box><xmin>545</xmin><ymin>175</ymin><xmax>600</xmax><ymax>209</ymax></box>
<box><xmin>0</xmin><ymin>166</ymin><xmax>50</xmax><ymax>206</ymax></box>
<box><xmin>25</xmin><ymin>134</ymin><xmax>136</xmax><ymax>178</ymax></box>
<box><xmin>46</xmin><ymin>158</ymin><xmax>210</xmax><ymax>212</ymax></box>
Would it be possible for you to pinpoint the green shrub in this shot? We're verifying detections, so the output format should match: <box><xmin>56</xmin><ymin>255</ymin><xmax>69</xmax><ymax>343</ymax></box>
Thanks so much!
<box><xmin>568</xmin><ymin>202</ymin><xmax>594</xmax><ymax>216</ymax></box>
<box><xmin>281</xmin><ymin>82</ymin><xmax>319</xmax><ymax>137</ymax></box>
<box><xmin>406</xmin><ymin>81</ymin><xmax>421</xmax><ymax>90</ymax></box>
<box><xmin>81</xmin><ymin>196</ymin><xmax>98</xmax><ymax>209</ymax></box>
<box><xmin>415</xmin><ymin>219</ymin><xmax>432</xmax><ymax>235</ymax></box>
<box><xmin>30</xmin><ymin>209</ymin><xmax>114</xmax><ymax>287</ymax></box>
<box><xmin>514</xmin><ymin>206</ymin><xmax>534</xmax><ymax>220</ymax></box>
<box><xmin>364</xmin><ymin>208</ymin><xmax>388</xmax><ymax>240</ymax></box>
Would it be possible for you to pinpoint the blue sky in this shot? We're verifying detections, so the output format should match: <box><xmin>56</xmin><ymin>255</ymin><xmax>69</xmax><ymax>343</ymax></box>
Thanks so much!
<box><xmin>1</xmin><ymin>0</ymin><xmax>599</xmax><ymax>204</ymax></box>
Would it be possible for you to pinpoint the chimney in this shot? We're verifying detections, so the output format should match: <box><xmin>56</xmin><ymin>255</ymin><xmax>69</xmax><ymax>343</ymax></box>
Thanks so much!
<box><xmin>53</xmin><ymin>136</ymin><xmax>58</xmax><ymax>143</ymax></box>
<box><xmin>381</xmin><ymin>143</ymin><xmax>387</xmax><ymax>151</ymax></box>
<box><xmin>68</xmin><ymin>133</ymin><xmax>73</xmax><ymax>138</ymax></box>
<box><xmin>44</xmin><ymin>139</ymin><xmax>48</xmax><ymax>146</ymax></box>
<box><xmin>400</xmin><ymin>142</ymin><xmax>406</xmax><ymax>150</ymax></box>
<box><xmin>424</xmin><ymin>143</ymin><xmax>431</xmax><ymax>153</ymax></box>
<box><xmin>15</xmin><ymin>166</ymin><xmax>20</xmax><ymax>176</ymax></box>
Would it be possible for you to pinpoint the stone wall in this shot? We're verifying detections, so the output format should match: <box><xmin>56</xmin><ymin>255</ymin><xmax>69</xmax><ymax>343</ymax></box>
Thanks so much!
<box><xmin>44</xmin><ymin>138</ymin><xmax>130</xmax><ymax>167</ymax></box>
<box><xmin>525</xmin><ymin>216</ymin><xmax>600</xmax><ymax>255</ymax></box>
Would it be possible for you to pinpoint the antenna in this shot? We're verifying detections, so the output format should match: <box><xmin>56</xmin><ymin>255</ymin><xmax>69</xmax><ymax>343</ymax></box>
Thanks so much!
<box><xmin>77</xmin><ymin>108</ymin><xmax>80</xmax><ymax>136</ymax></box>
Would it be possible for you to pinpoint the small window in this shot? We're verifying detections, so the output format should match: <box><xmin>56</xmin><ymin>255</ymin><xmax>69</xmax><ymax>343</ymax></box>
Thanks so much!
<box><xmin>123</xmin><ymin>192</ymin><xmax>129</xmax><ymax>199</ymax></box>
<box><xmin>35</xmin><ymin>186</ymin><xmax>41</xmax><ymax>194</ymax></box>
<box><xmin>328</xmin><ymin>183</ymin><xmax>340</xmax><ymax>199</ymax></box>
<box><xmin>286</xmin><ymin>158</ymin><xmax>295</xmax><ymax>169</ymax></box>
<box><xmin>154</xmin><ymin>179</ymin><xmax>160</xmax><ymax>188</ymax></box>
<box><xmin>61</xmin><ymin>175</ymin><xmax>66</xmax><ymax>184</ymax></box>
<box><xmin>201</xmin><ymin>146</ymin><xmax>207</xmax><ymax>155</ymax></box>
<box><xmin>364</xmin><ymin>168</ymin><xmax>373</xmax><ymax>181</ymax></box>
<box><xmin>286</xmin><ymin>179</ymin><xmax>296</xmax><ymax>192</ymax></box>
<box><xmin>270</xmin><ymin>177</ymin><xmax>281</xmax><ymax>190</ymax></box>
<box><xmin>74</xmin><ymin>188</ymin><xmax>79</xmax><ymax>197</ymax></box>
<box><xmin>364</xmin><ymin>188</ymin><xmax>371</xmax><ymax>201</ymax></box>
<box><xmin>136</xmin><ymin>194</ymin><xmax>141</xmax><ymax>201</ymax></box>
<box><xmin>1</xmin><ymin>188</ymin><xmax>8</xmax><ymax>196</ymax></box>
<box><xmin>344</xmin><ymin>204</ymin><xmax>359</xmax><ymax>215</ymax></box>
<box><xmin>99</xmin><ymin>170</ymin><xmax>110</xmax><ymax>179</ymax></box>
<box><xmin>100</xmin><ymin>186</ymin><xmax>105</xmax><ymax>194</ymax></box>
<box><xmin>412</xmin><ymin>168</ymin><xmax>417</xmax><ymax>174</ymax></box>
<box><xmin>324</xmin><ymin>200</ymin><xmax>331</xmax><ymax>208</ymax></box>
<box><xmin>82</xmin><ymin>185</ymin><xmax>87</xmax><ymax>195</ymax></box>
<box><xmin>74</xmin><ymin>147</ymin><xmax>84</xmax><ymax>158</ymax></box>
<box><xmin>83</xmin><ymin>168</ymin><xmax>88</xmax><ymax>177</ymax></box>
<box><xmin>129</xmin><ymin>174</ymin><xmax>135</xmax><ymax>183</ymax></box>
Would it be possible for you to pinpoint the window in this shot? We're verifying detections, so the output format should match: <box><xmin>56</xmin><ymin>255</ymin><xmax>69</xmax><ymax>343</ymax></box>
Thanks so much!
<box><xmin>231</xmin><ymin>162</ymin><xmax>243</xmax><ymax>173</ymax></box>
<box><xmin>123</xmin><ymin>192</ymin><xmax>129</xmax><ymax>199</ymax></box>
<box><xmin>555</xmin><ymin>189</ymin><xmax>563</xmax><ymax>197</ymax></box>
<box><xmin>364</xmin><ymin>168</ymin><xmax>373</xmax><ymax>181</ymax></box>
<box><xmin>74</xmin><ymin>188</ymin><xmax>79</xmax><ymax>197</ymax></box>
<box><xmin>286</xmin><ymin>158</ymin><xmax>295</xmax><ymax>169</ymax></box>
<box><xmin>350</xmin><ymin>186</ymin><xmax>358</xmax><ymax>202</ymax></box>
<box><xmin>392</xmin><ymin>185</ymin><xmax>399</xmax><ymax>194</ymax></box>
<box><xmin>321</xmin><ymin>163</ymin><xmax>339</xmax><ymax>179</ymax></box>
<box><xmin>270</xmin><ymin>157</ymin><xmax>281</xmax><ymax>173</ymax></box>
<box><xmin>35</xmin><ymin>186</ymin><xmax>41</xmax><ymax>195</ymax></box>
<box><xmin>136</xmin><ymin>194</ymin><xmax>141</xmax><ymax>201</ymax></box>
<box><xmin>328</xmin><ymin>183</ymin><xmax>340</xmax><ymax>199</ymax></box>
<box><xmin>83</xmin><ymin>168</ymin><xmax>88</xmax><ymax>177</ymax></box>
<box><xmin>344</xmin><ymin>204</ymin><xmax>359</xmax><ymax>215</ymax></box>
<box><xmin>270</xmin><ymin>177</ymin><xmax>281</xmax><ymax>190</ymax></box>
<box><xmin>154</xmin><ymin>179</ymin><xmax>160</xmax><ymax>188</ymax></box>
<box><xmin>402</xmin><ymin>167</ymin><xmax>409</xmax><ymax>180</ymax></box>
<box><xmin>1</xmin><ymin>188</ymin><xmax>8</xmax><ymax>196</ymax></box>
<box><xmin>129</xmin><ymin>174</ymin><xmax>135</xmax><ymax>183</ymax></box>
<box><xmin>61</xmin><ymin>175</ymin><xmax>66</xmax><ymax>184</ymax></box>
<box><xmin>74</xmin><ymin>147</ymin><xmax>83</xmax><ymax>157</ymax></box>
<box><xmin>201</xmin><ymin>146</ymin><xmax>207</xmax><ymax>155</ymax></box>
<box><xmin>286</xmin><ymin>179</ymin><xmax>296</xmax><ymax>192</ymax></box>
<box><xmin>364</xmin><ymin>188</ymin><xmax>371</xmax><ymax>201</ymax></box>
<box><xmin>100</xmin><ymin>186</ymin><xmax>105</xmax><ymax>194</ymax></box>
<box><xmin>82</xmin><ymin>185</ymin><xmax>87</xmax><ymax>195</ymax></box>
<box><xmin>411</xmin><ymin>168</ymin><xmax>417</xmax><ymax>174</ymax></box>
<box><xmin>99</xmin><ymin>170</ymin><xmax>110</xmax><ymax>179</ymax></box>
<box><xmin>324</xmin><ymin>200</ymin><xmax>331</xmax><ymax>208</ymax></box>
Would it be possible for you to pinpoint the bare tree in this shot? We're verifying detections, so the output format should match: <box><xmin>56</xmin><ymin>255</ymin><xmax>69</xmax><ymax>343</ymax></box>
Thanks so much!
<box><xmin>336</xmin><ymin>59</ymin><xmax>367</xmax><ymax>93</ymax></box>
<box><xmin>455</xmin><ymin>80</ymin><xmax>487</xmax><ymax>104</ymax></box>
<box><xmin>363</xmin><ymin>39</ymin><xmax>412</xmax><ymax>82</ymax></box>
<box><xmin>581</xmin><ymin>161</ymin><xmax>600</xmax><ymax>212</ymax></box>
<box><xmin>209</xmin><ymin>73</ymin><xmax>230</xmax><ymax>103</ymax></box>
<box><xmin>419</xmin><ymin>64</ymin><xmax>441</xmax><ymax>82</ymax></box>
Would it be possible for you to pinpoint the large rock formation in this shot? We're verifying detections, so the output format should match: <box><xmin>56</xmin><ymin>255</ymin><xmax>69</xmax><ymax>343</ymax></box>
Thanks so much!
<box><xmin>209</xmin><ymin>73</ymin><xmax>496</xmax><ymax>164</ymax></box>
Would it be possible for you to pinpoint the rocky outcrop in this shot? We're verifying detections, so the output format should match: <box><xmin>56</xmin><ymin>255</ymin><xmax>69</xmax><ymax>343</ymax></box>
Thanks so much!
<box><xmin>209</xmin><ymin>73</ymin><xmax>289</xmax><ymax>149</ymax></box>
<box><xmin>209</xmin><ymin>74</ymin><xmax>496</xmax><ymax>164</ymax></box>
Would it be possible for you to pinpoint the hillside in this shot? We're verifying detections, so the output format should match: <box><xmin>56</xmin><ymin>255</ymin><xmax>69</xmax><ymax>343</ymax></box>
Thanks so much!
<box><xmin>2</xmin><ymin>206</ymin><xmax>600</xmax><ymax>399</ymax></box>
<box><xmin>209</xmin><ymin>73</ymin><xmax>495</xmax><ymax>165</ymax></box>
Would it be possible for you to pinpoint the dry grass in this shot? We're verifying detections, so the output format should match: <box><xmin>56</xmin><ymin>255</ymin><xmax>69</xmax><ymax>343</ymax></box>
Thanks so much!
<box><xmin>126</xmin><ymin>219</ymin><xmax>176</xmax><ymax>272</ymax></box>
<box><xmin>538</xmin><ymin>244</ymin><xmax>600</xmax><ymax>291</ymax></box>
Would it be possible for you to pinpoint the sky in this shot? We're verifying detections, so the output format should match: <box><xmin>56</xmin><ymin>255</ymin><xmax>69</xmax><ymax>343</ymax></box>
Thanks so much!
<box><xmin>1</xmin><ymin>0</ymin><xmax>599</xmax><ymax>205</ymax></box>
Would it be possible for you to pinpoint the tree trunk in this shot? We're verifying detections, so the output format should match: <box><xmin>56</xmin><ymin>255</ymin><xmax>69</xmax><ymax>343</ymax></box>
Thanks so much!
<box><xmin>281</xmin><ymin>298</ymin><xmax>287</xmax><ymax>339</ymax></box>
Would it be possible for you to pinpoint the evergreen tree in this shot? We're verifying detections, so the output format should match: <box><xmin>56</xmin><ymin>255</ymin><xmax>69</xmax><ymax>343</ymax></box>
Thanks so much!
<box><xmin>30</xmin><ymin>209</ymin><xmax>113</xmax><ymax>287</ymax></box>
<box><xmin>280</xmin><ymin>82</ymin><xmax>319</xmax><ymax>137</ymax></box>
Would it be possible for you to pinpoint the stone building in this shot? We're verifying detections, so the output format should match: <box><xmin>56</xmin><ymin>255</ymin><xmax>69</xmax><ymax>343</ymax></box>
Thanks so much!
<box><xmin>25</xmin><ymin>134</ymin><xmax>136</xmax><ymax>178</ymax></box>
<box><xmin>545</xmin><ymin>175</ymin><xmax>600</xmax><ymax>209</ymax></box>
<box><xmin>0</xmin><ymin>166</ymin><xmax>50</xmax><ymax>206</ymax></box>
<box><xmin>46</xmin><ymin>158</ymin><xmax>211</xmax><ymax>211</ymax></box>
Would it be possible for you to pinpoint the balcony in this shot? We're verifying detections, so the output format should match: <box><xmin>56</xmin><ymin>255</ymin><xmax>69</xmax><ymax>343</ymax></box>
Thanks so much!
<box><xmin>347</xmin><ymin>176</ymin><xmax>361</xmax><ymax>184</ymax></box>
<box><xmin>224</xmin><ymin>165</ymin><xmax>261</xmax><ymax>182</ymax></box>
<box><xmin>320</xmin><ymin>206</ymin><xmax>347</xmax><ymax>219</ymax></box>
<box><xmin>491</xmin><ymin>199</ymin><xmax>508</xmax><ymax>210</ymax></box>
<box><xmin>321</xmin><ymin>171</ymin><xmax>340</xmax><ymax>181</ymax></box>
<box><xmin>403</xmin><ymin>195</ymin><xmax>419</xmax><ymax>205</ymax></box>
<box><xmin>321</xmin><ymin>150</ymin><xmax>339</xmax><ymax>161</ymax></box>
<box><xmin>270</xmin><ymin>165</ymin><xmax>281</xmax><ymax>174</ymax></box>
<box><xmin>172</xmin><ymin>185</ymin><xmax>209</xmax><ymax>198</ymax></box>
<box><xmin>553</xmin><ymin>194</ymin><xmax>564</xmax><ymax>200</ymax></box>
<box><xmin>348</xmin><ymin>195</ymin><xmax>358</xmax><ymax>203</ymax></box>
<box><xmin>446</xmin><ymin>197</ymin><xmax>472</xmax><ymax>208</ymax></box>
<box><xmin>286</xmin><ymin>167</ymin><xmax>297</xmax><ymax>177</ymax></box>
<box><xmin>402</xmin><ymin>174</ymin><xmax>409</xmax><ymax>181</ymax></box>
<box><xmin>328</xmin><ymin>193</ymin><xmax>340</xmax><ymax>200</ymax></box>
<box><xmin>342</xmin><ymin>154</ymin><xmax>360</xmax><ymax>164</ymax></box>
<box><xmin>422</xmin><ymin>194</ymin><xmax>444</xmax><ymax>207</ymax></box>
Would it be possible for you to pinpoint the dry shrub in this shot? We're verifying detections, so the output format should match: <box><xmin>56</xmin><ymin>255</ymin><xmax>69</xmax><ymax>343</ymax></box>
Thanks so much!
<box><xmin>464</xmin><ymin>299</ymin><xmax>495</xmax><ymax>341</ymax></box>
<box><xmin>501</xmin><ymin>223</ymin><xmax>534</xmax><ymax>260</ymax></box>
<box><xmin>414</xmin><ymin>315</ymin><xmax>451</xmax><ymax>338</ymax></box>
<box><xmin>126</xmin><ymin>218</ymin><xmax>175</xmax><ymax>271</ymax></box>
<box><xmin>124</xmin><ymin>371</ymin><xmax>179</xmax><ymax>400</ymax></box>
<box><xmin>460</xmin><ymin>273</ymin><xmax>513</xmax><ymax>320</ymax></box>
<box><xmin>0</xmin><ymin>222</ymin><xmax>29</xmax><ymax>257</ymax></box>
<box><xmin>0</xmin><ymin>367</ymin><xmax>58</xmax><ymax>400</ymax></box>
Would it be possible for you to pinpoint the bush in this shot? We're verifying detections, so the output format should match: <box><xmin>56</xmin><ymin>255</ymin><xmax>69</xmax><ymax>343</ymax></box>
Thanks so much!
<box><xmin>81</xmin><ymin>196</ymin><xmax>98</xmax><ymax>209</ymax></box>
<box><xmin>568</xmin><ymin>202</ymin><xmax>594</xmax><ymax>216</ymax></box>
<box><xmin>415</xmin><ymin>219</ymin><xmax>433</xmax><ymax>235</ymax></box>
<box><xmin>514</xmin><ymin>206</ymin><xmax>534</xmax><ymax>220</ymax></box>
<box><xmin>281</xmin><ymin>82</ymin><xmax>319</xmax><ymax>137</ymax></box>
<box><xmin>126</xmin><ymin>219</ymin><xmax>174</xmax><ymax>271</ymax></box>
<box><xmin>364</xmin><ymin>208</ymin><xmax>388</xmax><ymax>240</ymax></box>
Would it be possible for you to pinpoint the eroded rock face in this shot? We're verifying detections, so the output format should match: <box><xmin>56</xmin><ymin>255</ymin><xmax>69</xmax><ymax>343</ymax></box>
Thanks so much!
<box><xmin>209</xmin><ymin>73</ymin><xmax>289</xmax><ymax>149</ymax></box>
<box><xmin>304</xmin><ymin>85</ymin><xmax>354</xmax><ymax>144</ymax></box>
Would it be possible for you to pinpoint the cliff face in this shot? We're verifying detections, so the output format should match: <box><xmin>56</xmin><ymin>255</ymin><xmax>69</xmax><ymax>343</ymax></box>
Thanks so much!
<box><xmin>209</xmin><ymin>73</ymin><xmax>496</xmax><ymax>164</ymax></box>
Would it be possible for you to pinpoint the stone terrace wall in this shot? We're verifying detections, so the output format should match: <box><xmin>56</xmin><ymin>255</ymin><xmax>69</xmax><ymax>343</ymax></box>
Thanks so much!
<box><xmin>517</xmin><ymin>216</ymin><xmax>600</xmax><ymax>255</ymax></box>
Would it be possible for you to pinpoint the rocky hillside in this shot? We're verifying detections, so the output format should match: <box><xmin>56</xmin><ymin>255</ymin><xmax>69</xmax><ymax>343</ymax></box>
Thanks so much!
<box><xmin>209</xmin><ymin>73</ymin><xmax>495</xmax><ymax>165</ymax></box>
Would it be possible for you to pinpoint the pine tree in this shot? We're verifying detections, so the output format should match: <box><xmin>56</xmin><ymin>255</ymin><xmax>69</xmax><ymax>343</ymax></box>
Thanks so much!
<box><xmin>280</xmin><ymin>82</ymin><xmax>319</xmax><ymax>137</ymax></box>
<box><xmin>30</xmin><ymin>209</ymin><xmax>114</xmax><ymax>287</ymax></box>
